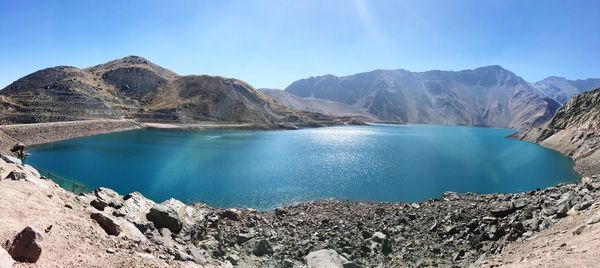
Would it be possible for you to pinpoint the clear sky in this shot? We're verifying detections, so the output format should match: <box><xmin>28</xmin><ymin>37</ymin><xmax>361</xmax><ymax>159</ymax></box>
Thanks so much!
<box><xmin>1</xmin><ymin>0</ymin><xmax>599</xmax><ymax>89</ymax></box>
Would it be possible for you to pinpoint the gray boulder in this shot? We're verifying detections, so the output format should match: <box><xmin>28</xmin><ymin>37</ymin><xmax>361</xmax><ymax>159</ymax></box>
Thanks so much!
<box><xmin>252</xmin><ymin>239</ymin><xmax>273</xmax><ymax>256</ymax></box>
<box><xmin>4</xmin><ymin>171</ymin><xmax>26</xmax><ymax>181</ymax></box>
<box><xmin>371</xmin><ymin>232</ymin><xmax>386</xmax><ymax>243</ymax></box>
<box><xmin>91</xmin><ymin>187</ymin><xmax>124</xmax><ymax>210</ymax></box>
<box><xmin>8</xmin><ymin>226</ymin><xmax>43</xmax><ymax>263</ymax></box>
<box><xmin>146</xmin><ymin>204</ymin><xmax>183</xmax><ymax>233</ymax></box>
<box><xmin>306</xmin><ymin>249</ymin><xmax>343</xmax><ymax>268</ymax></box>
<box><xmin>113</xmin><ymin>192</ymin><xmax>156</xmax><ymax>232</ymax></box>
<box><xmin>220</xmin><ymin>208</ymin><xmax>241</xmax><ymax>221</ymax></box>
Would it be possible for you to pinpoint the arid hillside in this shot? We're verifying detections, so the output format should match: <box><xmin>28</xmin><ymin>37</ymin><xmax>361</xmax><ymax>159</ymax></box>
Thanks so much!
<box><xmin>0</xmin><ymin>56</ymin><xmax>342</xmax><ymax>128</ymax></box>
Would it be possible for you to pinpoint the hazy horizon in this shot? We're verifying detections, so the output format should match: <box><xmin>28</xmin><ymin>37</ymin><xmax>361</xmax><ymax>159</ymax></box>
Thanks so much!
<box><xmin>1</xmin><ymin>0</ymin><xmax>599</xmax><ymax>89</ymax></box>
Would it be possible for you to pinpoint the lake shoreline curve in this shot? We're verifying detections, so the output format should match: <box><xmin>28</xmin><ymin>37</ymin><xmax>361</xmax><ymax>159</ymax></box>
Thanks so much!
<box><xmin>0</xmin><ymin>120</ymin><xmax>599</xmax><ymax>266</ymax></box>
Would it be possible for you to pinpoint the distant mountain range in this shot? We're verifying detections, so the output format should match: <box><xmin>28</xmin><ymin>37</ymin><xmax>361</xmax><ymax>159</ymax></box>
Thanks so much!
<box><xmin>284</xmin><ymin>66</ymin><xmax>564</xmax><ymax>129</ymax></box>
<box><xmin>532</xmin><ymin>76</ymin><xmax>600</xmax><ymax>104</ymax></box>
<box><xmin>258</xmin><ymin>88</ymin><xmax>376</xmax><ymax>121</ymax></box>
<box><xmin>0</xmin><ymin>56</ymin><xmax>597</xmax><ymax>130</ymax></box>
<box><xmin>0</xmin><ymin>56</ymin><xmax>342</xmax><ymax>128</ymax></box>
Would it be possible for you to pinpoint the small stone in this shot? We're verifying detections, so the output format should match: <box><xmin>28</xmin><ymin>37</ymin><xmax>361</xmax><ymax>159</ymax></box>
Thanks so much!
<box><xmin>252</xmin><ymin>239</ymin><xmax>273</xmax><ymax>256</ymax></box>
<box><xmin>275</xmin><ymin>207</ymin><xmax>288</xmax><ymax>217</ymax></box>
<box><xmin>586</xmin><ymin>213</ymin><xmax>600</xmax><ymax>225</ymax></box>
<box><xmin>429</xmin><ymin>221</ymin><xmax>439</xmax><ymax>232</ymax></box>
<box><xmin>573</xmin><ymin>225</ymin><xmax>586</xmax><ymax>235</ymax></box>
<box><xmin>220</xmin><ymin>208</ymin><xmax>241</xmax><ymax>221</ymax></box>
<box><xmin>443</xmin><ymin>225</ymin><xmax>457</xmax><ymax>235</ymax></box>
<box><xmin>483</xmin><ymin>216</ymin><xmax>498</xmax><ymax>223</ymax></box>
<box><xmin>106</xmin><ymin>248</ymin><xmax>116</xmax><ymax>254</ymax></box>
<box><xmin>371</xmin><ymin>232</ymin><xmax>387</xmax><ymax>243</ymax></box>
<box><xmin>226</xmin><ymin>254</ymin><xmax>240</xmax><ymax>265</ymax></box>
<box><xmin>453</xmin><ymin>250</ymin><xmax>465</xmax><ymax>262</ymax></box>
<box><xmin>8</xmin><ymin>226</ymin><xmax>43</xmax><ymax>263</ymax></box>
<box><xmin>237</xmin><ymin>231</ymin><xmax>255</xmax><ymax>244</ymax></box>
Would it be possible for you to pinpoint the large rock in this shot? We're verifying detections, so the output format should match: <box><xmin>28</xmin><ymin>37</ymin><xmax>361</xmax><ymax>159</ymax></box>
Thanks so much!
<box><xmin>220</xmin><ymin>208</ymin><xmax>241</xmax><ymax>221</ymax></box>
<box><xmin>8</xmin><ymin>226</ymin><xmax>43</xmax><ymax>263</ymax></box>
<box><xmin>113</xmin><ymin>192</ymin><xmax>156</xmax><ymax>232</ymax></box>
<box><xmin>91</xmin><ymin>187</ymin><xmax>124</xmax><ymax>210</ymax></box>
<box><xmin>489</xmin><ymin>202</ymin><xmax>515</xmax><ymax>217</ymax></box>
<box><xmin>146</xmin><ymin>204</ymin><xmax>183</xmax><ymax>233</ymax></box>
<box><xmin>306</xmin><ymin>249</ymin><xmax>344</xmax><ymax>268</ymax></box>
<box><xmin>4</xmin><ymin>171</ymin><xmax>26</xmax><ymax>181</ymax></box>
<box><xmin>91</xmin><ymin>212</ymin><xmax>122</xmax><ymax>236</ymax></box>
<box><xmin>0</xmin><ymin>247</ymin><xmax>15</xmax><ymax>268</ymax></box>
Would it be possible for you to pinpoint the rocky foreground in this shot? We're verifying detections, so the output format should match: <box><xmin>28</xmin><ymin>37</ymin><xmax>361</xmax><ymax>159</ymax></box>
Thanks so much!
<box><xmin>1</xmin><ymin>154</ymin><xmax>600</xmax><ymax>267</ymax></box>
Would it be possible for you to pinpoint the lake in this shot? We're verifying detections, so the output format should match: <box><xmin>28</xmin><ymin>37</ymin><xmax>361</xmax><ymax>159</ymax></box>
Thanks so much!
<box><xmin>27</xmin><ymin>124</ymin><xmax>580</xmax><ymax>210</ymax></box>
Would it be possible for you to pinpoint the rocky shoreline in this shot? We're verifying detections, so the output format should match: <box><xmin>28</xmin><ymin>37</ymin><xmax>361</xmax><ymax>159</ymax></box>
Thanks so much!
<box><xmin>1</xmin><ymin>152</ymin><xmax>600</xmax><ymax>267</ymax></box>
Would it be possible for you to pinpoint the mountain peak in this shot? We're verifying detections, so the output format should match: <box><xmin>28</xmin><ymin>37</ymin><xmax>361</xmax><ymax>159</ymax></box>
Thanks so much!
<box><xmin>474</xmin><ymin>65</ymin><xmax>509</xmax><ymax>73</ymax></box>
<box><xmin>116</xmin><ymin>55</ymin><xmax>153</xmax><ymax>65</ymax></box>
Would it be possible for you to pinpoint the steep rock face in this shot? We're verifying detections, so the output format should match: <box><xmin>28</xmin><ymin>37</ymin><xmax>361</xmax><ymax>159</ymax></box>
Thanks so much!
<box><xmin>258</xmin><ymin>88</ymin><xmax>376</xmax><ymax>121</ymax></box>
<box><xmin>0</xmin><ymin>56</ymin><xmax>317</xmax><ymax>126</ymax></box>
<box><xmin>286</xmin><ymin>66</ymin><xmax>560</xmax><ymax>129</ymax></box>
<box><xmin>533</xmin><ymin>76</ymin><xmax>600</xmax><ymax>104</ymax></box>
<box><xmin>515</xmin><ymin>88</ymin><xmax>600</xmax><ymax>176</ymax></box>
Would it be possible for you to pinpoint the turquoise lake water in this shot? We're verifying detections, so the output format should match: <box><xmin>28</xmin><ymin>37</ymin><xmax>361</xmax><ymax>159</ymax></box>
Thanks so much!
<box><xmin>27</xmin><ymin>124</ymin><xmax>580</xmax><ymax>210</ymax></box>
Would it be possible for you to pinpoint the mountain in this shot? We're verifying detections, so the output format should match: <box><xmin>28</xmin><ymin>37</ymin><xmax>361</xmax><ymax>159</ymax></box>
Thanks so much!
<box><xmin>285</xmin><ymin>66</ymin><xmax>561</xmax><ymax>129</ymax></box>
<box><xmin>515</xmin><ymin>87</ymin><xmax>600</xmax><ymax>176</ymax></box>
<box><xmin>0</xmin><ymin>56</ymin><xmax>340</xmax><ymax>127</ymax></box>
<box><xmin>258</xmin><ymin>88</ymin><xmax>376</xmax><ymax>121</ymax></box>
<box><xmin>533</xmin><ymin>76</ymin><xmax>600</xmax><ymax>104</ymax></box>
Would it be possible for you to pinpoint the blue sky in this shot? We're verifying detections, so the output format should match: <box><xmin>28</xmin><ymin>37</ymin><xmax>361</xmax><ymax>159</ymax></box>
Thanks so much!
<box><xmin>1</xmin><ymin>0</ymin><xmax>599</xmax><ymax>89</ymax></box>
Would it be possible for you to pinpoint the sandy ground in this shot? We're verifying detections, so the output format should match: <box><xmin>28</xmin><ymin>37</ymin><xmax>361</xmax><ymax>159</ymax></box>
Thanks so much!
<box><xmin>0</xmin><ymin>160</ymin><xmax>173</xmax><ymax>267</ymax></box>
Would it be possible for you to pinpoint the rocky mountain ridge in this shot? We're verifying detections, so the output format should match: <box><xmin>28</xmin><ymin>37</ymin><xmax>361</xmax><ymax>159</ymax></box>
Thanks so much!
<box><xmin>285</xmin><ymin>66</ymin><xmax>562</xmax><ymax>129</ymax></box>
<box><xmin>532</xmin><ymin>76</ymin><xmax>600</xmax><ymax>104</ymax></box>
<box><xmin>515</xmin><ymin>87</ymin><xmax>600</xmax><ymax>176</ymax></box>
<box><xmin>258</xmin><ymin>88</ymin><xmax>377</xmax><ymax>122</ymax></box>
<box><xmin>0</xmin><ymin>56</ymin><xmax>346</xmax><ymax>128</ymax></box>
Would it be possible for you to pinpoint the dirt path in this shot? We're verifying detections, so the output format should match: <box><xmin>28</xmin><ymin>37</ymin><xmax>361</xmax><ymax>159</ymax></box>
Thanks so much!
<box><xmin>0</xmin><ymin>119</ymin><xmax>142</xmax><ymax>147</ymax></box>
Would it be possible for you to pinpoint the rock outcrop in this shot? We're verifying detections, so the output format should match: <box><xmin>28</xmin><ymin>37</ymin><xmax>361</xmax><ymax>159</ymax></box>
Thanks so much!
<box><xmin>285</xmin><ymin>66</ymin><xmax>561</xmax><ymax>129</ymax></box>
<box><xmin>7</xmin><ymin>226</ymin><xmax>43</xmax><ymax>263</ymax></box>
<box><xmin>515</xmin><ymin>87</ymin><xmax>600</xmax><ymax>176</ymax></box>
